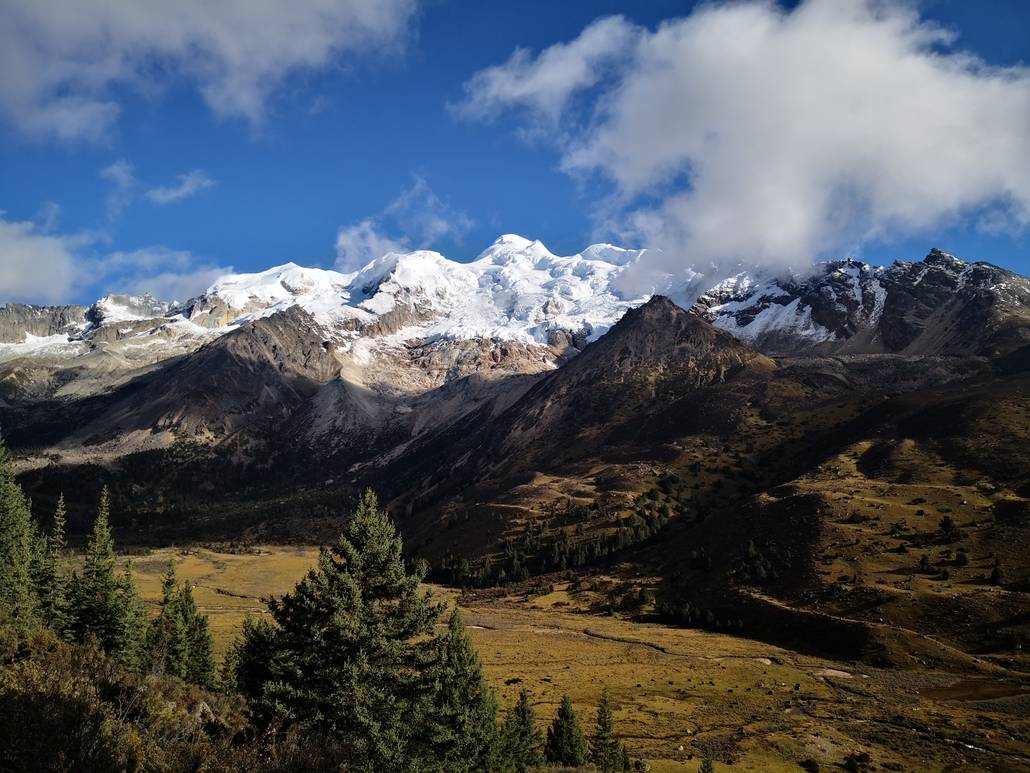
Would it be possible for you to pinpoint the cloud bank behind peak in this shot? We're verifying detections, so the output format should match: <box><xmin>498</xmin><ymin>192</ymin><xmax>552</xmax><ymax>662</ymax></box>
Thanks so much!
<box><xmin>458</xmin><ymin>0</ymin><xmax>1030</xmax><ymax>292</ymax></box>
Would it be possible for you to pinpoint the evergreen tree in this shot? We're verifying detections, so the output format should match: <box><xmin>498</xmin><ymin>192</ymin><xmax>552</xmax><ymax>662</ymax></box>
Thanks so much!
<box><xmin>590</xmin><ymin>689</ymin><xmax>623</xmax><ymax>772</ymax></box>
<box><xmin>179</xmin><ymin>581</ymin><xmax>216</xmax><ymax>687</ymax></box>
<box><xmin>146</xmin><ymin>560</ymin><xmax>189</xmax><ymax>679</ymax></box>
<box><xmin>116</xmin><ymin>560</ymin><xmax>149</xmax><ymax>672</ymax></box>
<box><xmin>72</xmin><ymin>486</ymin><xmax>123</xmax><ymax>652</ymax></box>
<box><xmin>35</xmin><ymin>494</ymin><xmax>72</xmax><ymax>637</ymax></box>
<box><xmin>499</xmin><ymin>689</ymin><xmax>543</xmax><ymax>772</ymax></box>
<box><xmin>249</xmin><ymin>489</ymin><xmax>445</xmax><ymax>771</ymax></box>
<box><xmin>219</xmin><ymin>638</ymin><xmax>241</xmax><ymax>693</ymax></box>
<box><xmin>223</xmin><ymin>614</ymin><xmax>278</xmax><ymax>696</ymax></box>
<box><xmin>699</xmin><ymin>755</ymin><xmax>715</xmax><ymax>773</ymax></box>
<box><xmin>425</xmin><ymin>609</ymin><xmax>499</xmax><ymax>771</ymax></box>
<box><xmin>0</xmin><ymin>437</ymin><xmax>38</xmax><ymax>629</ymax></box>
<box><xmin>544</xmin><ymin>694</ymin><xmax>587</xmax><ymax>767</ymax></box>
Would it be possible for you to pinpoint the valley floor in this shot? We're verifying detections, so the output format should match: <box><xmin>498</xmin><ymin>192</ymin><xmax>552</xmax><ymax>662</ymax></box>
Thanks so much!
<box><xmin>129</xmin><ymin>546</ymin><xmax>1030</xmax><ymax>772</ymax></box>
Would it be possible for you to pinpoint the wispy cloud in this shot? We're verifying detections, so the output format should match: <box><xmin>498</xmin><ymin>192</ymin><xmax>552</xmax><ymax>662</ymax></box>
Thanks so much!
<box><xmin>0</xmin><ymin>0</ymin><xmax>419</xmax><ymax>143</ymax></box>
<box><xmin>0</xmin><ymin>213</ymin><xmax>230</xmax><ymax>304</ymax></box>
<box><xmin>100</xmin><ymin>159</ymin><xmax>137</xmax><ymax>221</ymax></box>
<box><xmin>146</xmin><ymin>170</ymin><xmax>216</xmax><ymax>205</ymax></box>
<box><xmin>335</xmin><ymin>176</ymin><xmax>473</xmax><ymax>271</ymax></box>
<box><xmin>458</xmin><ymin>0</ymin><xmax>1030</xmax><ymax>293</ymax></box>
<box><xmin>100</xmin><ymin>162</ymin><xmax>216</xmax><ymax>218</ymax></box>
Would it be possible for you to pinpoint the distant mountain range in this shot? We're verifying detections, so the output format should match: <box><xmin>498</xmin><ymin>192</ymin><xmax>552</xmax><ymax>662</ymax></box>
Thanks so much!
<box><xmin>0</xmin><ymin>236</ymin><xmax>1027</xmax><ymax>522</ymax></box>
<box><xmin>2</xmin><ymin>236</ymin><xmax>1028</xmax><ymax>668</ymax></box>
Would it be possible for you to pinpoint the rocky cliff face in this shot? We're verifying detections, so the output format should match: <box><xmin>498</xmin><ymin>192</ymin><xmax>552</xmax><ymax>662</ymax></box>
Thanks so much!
<box><xmin>695</xmin><ymin>249</ymin><xmax>1030</xmax><ymax>356</ymax></box>
<box><xmin>0</xmin><ymin>303</ymin><xmax>87</xmax><ymax>343</ymax></box>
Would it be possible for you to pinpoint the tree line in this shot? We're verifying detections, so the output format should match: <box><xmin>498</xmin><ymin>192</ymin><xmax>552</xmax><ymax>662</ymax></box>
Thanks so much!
<box><xmin>0</xmin><ymin>441</ymin><xmax>215</xmax><ymax>685</ymax></box>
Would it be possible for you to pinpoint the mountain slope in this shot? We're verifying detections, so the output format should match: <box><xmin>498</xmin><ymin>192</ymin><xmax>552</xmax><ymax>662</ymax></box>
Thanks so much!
<box><xmin>696</xmin><ymin>249</ymin><xmax>1030</xmax><ymax>356</ymax></box>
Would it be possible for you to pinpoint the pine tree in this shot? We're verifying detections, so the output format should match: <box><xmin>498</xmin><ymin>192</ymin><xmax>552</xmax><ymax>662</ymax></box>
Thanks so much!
<box><xmin>179</xmin><ymin>581</ymin><xmax>216</xmax><ymax>687</ymax></box>
<box><xmin>116</xmin><ymin>560</ymin><xmax>149</xmax><ymax>671</ymax></box>
<box><xmin>219</xmin><ymin>638</ymin><xmax>241</xmax><ymax>693</ymax></box>
<box><xmin>500</xmin><ymin>688</ymin><xmax>544</xmax><ymax>772</ymax></box>
<box><xmin>35</xmin><ymin>494</ymin><xmax>73</xmax><ymax>637</ymax></box>
<box><xmin>224</xmin><ymin>615</ymin><xmax>277</xmax><ymax>696</ymax></box>
<box><xmin>71</xmin><ymin>486</ymin><xmax>124</xmax><ymax>652</ymax></box>
<box><xmin>0</xmin><ymin>437</ymin><xmax>38</xmax><ymax>629</ymax></box>
<box><xmin>250</xmin><ymin>489</ymin><xmax>445</xmax><ymax>770</ymax></box>
<box><xmin>590</xmin><ymin>689</ymin><xmax>623</xmax><ymax>772</ymax></box>
<box><xmin>425</xmin><ymin>609</ymin><xmax>499</xmax><ymax>771</ymax></box>
<box><xmin>146</xmin><ymin>560</ymin><xmax>189</xmax><ymax>679</ymax></box>
<box><xmin>544</xmin><ymin>694</ymin><xmax>587</xmax><ymax>767</ymax></box>
<box><xmin>699</xmin><ymin>755</ymin><xmax>715</xmax><ymax>773</ymax></box>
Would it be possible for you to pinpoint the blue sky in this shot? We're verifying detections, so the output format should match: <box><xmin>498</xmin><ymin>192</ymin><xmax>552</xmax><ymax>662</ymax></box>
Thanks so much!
<box><xmin>0</xmin><ymin>0</ymin><xmax>1028</xmax><ymax>305</ymax></box>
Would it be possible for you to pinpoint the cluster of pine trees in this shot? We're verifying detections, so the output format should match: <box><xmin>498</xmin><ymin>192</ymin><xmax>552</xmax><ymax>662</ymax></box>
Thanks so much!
<box><xmin>2</xmin><ymin>435</ymin><xmax>656</xmax><ymax>770</ymax></box>
<box><xmin>0</xmin><ymin>439</ymin><xmax>215</xmax><ymax>684</ymax></box>
<box><xmin>435</xmin><ymin>476</ymin><xmax>696</xmax><ymax>589</ymax></box>
<box><xmin>215</xmin><ymin>489</ymin><xmax>643</xmax><ymax>771</ymax></box>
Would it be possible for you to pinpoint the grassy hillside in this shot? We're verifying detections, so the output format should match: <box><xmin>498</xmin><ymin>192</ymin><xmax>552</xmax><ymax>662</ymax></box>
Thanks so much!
<box><xmin>126</xmin><ymin>546</ymin><xmax>1030</xmax><ymax>772</ymax></box>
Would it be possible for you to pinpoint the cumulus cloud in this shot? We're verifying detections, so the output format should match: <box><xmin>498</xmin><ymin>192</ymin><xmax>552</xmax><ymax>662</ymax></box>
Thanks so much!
<box><xmin>0</xmin><ymin>213</ymin><xmax>230</xmax><ymax>304</ymax></box>
<box><xmin>0</xmin><ymin>216</ymin><xmax>79</xmax><ymax>304</ymax></box>
<box><xmin>0</xmin><ymin>0</ymin><xmax>418</xmax><ymax>142</ymax></box>
<box><xmin>335</xmin><ymin>176</ymin><xmax>473</xmax><ymax>271</ymax></box>
<box><xmin>146</xmin><ymin>170</ymin><xmax>216</xmax><ymax>205</ymax></box>
<box><xmin>454</xmin><ymin>15</ymin><xmax>637</xmax><ymax>127</ymax></box>
<box><xmin>458</xmin><ymin>0</ymin><xmax>1030</xmax><ymax>292</ymax></box>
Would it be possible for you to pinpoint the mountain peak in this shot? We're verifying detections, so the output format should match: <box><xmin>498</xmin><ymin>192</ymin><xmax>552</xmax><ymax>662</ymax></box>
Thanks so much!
<box><xmin>476</xmin><ymin>233</ymin><xmax>555</xmax><ymax>263</ymax></box>
<box><xmin>923</xmin><ymin>248</ymin><xmax>965</xmax><ymax>269</ymax></box>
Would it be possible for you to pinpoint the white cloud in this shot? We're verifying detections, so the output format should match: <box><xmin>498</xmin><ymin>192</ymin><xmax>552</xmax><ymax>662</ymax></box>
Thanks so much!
<box><xmin>454</xmin><ymin>15</ymin><xmax>638</xmax><ymax>126</ymax></box>
<box><xmin>0</xmin><ymin>213</ymin><xmax>231</xmax><ymax>304</ymax></box>
<box><xmin>458</xmin><ymin>0</ymin><xmax>1030</xmax><ymax>291</ymax></box>
<box><xmin>335</xmin><ymin>219</ymin><xmax>408</xmax><ymax>272</ymax></box>
<box><xmin>100</xmin><ymin>162</ymin><xmax>216</xmax><ymax>216</ymax></box>
<box><xmin>0</xmin><ymin>0</ymin><xmax>419</xmax><ymax>142</ymax></box>
<box><xmin>146</xmin><ymin>170</ymin><xmax>216</xmax><ymax>205</ymax></box>
<box><xmin>100</xmin><ymin>159</ymin><xmax>137</xmax><ymax>220</ymax></box>
<box><xmin>335</xmin><ymin>176</ymin><xmax>473</xmax><ymax>271</ymax></box>
<box><xmin>0</xmin><ymin>216</ymin><xmax>79</xmax><ymax>304</ymax></box>
<box><xmin>96</xmin><ymin>247</ymin><xmax>230</xmax><ymax>301</ymax></box>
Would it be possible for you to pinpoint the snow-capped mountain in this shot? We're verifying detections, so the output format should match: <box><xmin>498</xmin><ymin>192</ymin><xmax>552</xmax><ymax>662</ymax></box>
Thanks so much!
<box><xmin>0</xmin><ymin>235</ymin><xmax>667</xmax><ymax>411</ymax></box>
<box><xmin>696</xmin><ymin>249</ymin><xmax>1030</xmax><ymax>356</ymax></box>
<box><xmin>181</xmin><ymin>234</ymin><xmax>648</xmax><ymax>347</ymax></box>
<box><xmin>2</xmin><ymin>238</ymin><xmax>1028</xmax><ymax>411</ymax></box>
<box><xmin>0</xmin><ymin>237</ymin><xmax>1027</xmax><ymax>517</ymax></box>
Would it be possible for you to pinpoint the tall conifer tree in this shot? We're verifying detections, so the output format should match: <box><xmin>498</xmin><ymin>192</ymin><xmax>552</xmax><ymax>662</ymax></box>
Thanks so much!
<box><xmin>425</xmin><ymin>609</ymin><xmax>499</xmax><ymax>771</ymax></box>
<box><xmin>36</xmin><ymin>494</ymin><xmax>73</xmax><ymax>637</ymax></box>
<box><xmin>147</xmin><ymin>560</ymin><xmax>189</xmax><ymax>679</ymax></box>
<box><xmin>0</xmin><ymin>437</ymin><xmax>37</xmax><ymax>629</ymax></box>
<box><xmin>179</xmin><ymin>581</ymin><xmax>216</xmax><ymax>687</ymax></box>
<box><xmin>222</xmin><ymin>615</ymin><xmax>277</xmax><ymax>696</ymax></box>
<box><xmin>500</xmin><ymin>688</ymin><xmax>544</xmax><ymax>772</ymax></box>
<box><xmin>545</xmin><ymin>694</ymin><xmax>587</xmax><ymax>767</ymax></box>
<box><xmin>590</xmin><ymin>689</ymin><xmax>624</xmax><ymax>772</ymax></box>
<box><xmin>117</xmin><ymin>560</ymin><xmax>149</xmax><ymax>672</ymax></box>
<box><xmin>249</xmin><ymin>489</ymin><xmax>445</xmax><ymax>771</ymax></box>
<box><xmin>71</xmin><ymin>487</ymin><xmax>123</xmax><ymax>652</ymax></box>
